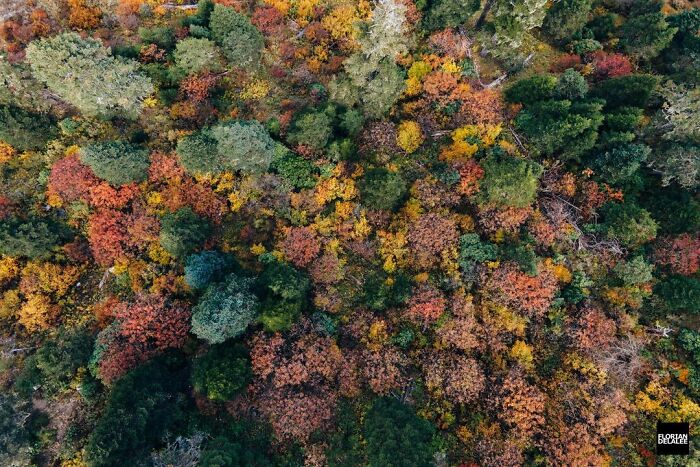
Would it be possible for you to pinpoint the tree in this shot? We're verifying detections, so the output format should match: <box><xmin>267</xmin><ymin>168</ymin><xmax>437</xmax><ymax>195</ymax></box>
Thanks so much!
<box><xmin>176</xmin><ymin>120</ymin><xmax>276</xmax><ymax>175</ymax></box>
<box><xmin>363</xmin><ymin>398</ymin><xmax>435</xmax><ymax>467</ymax></box>
<box><xmin>79</xmin><ymin>141</ymin><xmax>149</xmax><ymax>186</ymax></box>
<box><xmin>359</xmin><ymin>168</ymin><xmax>407</xmax><ymax>211</ymax></box>
<box><xmin>0</xmin><ymin>216</ymin><xmax>68</xmax><ymax>260</ymax></box>
<box><xmin>173</xmin><ymin>37</ymin><xmax>222</xmax><ymax>75</ymax></box>
<box><xmin>26</xmin><ymin>32</ymin><xmax>153</xmax><ymax>119</ymax></box>
<box><xmin>423</xmin><ymin>0</ymin><xmax>481</xmax><ymax>31</ymax></box>
<box><xmin>184</xmin><ymin>250</ymin><xmax>234</xmax><ymax>290</ymax></box>
<box><xmin>649</xmin><ymin>143</ymin><xmax>700</xmax><ymax>190</ymax></box>
<box><xmin>484</xmin><ymin>262</ymin><xmax>558</xmax><ymax>318</ymax></box>
<box><xmin>288</xmin><ymin>111</ymin><xmax>333</xmax><ymax>150</ymax></box>
<box><xmin>0</xmin><ymin>104</ymin><xmax>55</xmax><ymax>150</ymax></box>
<box><xmin>86</xmin><ymin>355</ymin><xmax>191</xmax><ymax>467</ymax></box>
<box><xmin>396</xmin><ymin>120</ymin><xmax>423</xmax><ymax>154</ymax></box>
<box><xmin>192</xmin><ymin>344</ymin><xmax>251</xmax><ymax>401</ymax></box>
<box><xmin>209</xmin><ymin>4</ymin><xmax>264</xmax><ymax>68</ymax></box>
<box><xmin>257</xmin><ymin>257</ymin><xmax>310</xmax><ymax>332</ymax></box>
<box><xmin>619</xmin><ymin>0</ymin><xmax>677</xmax><ymax>61</ymax></box>
<box><xmin>591</xmin><ymin>74</ymin><xmax>658</xmax><ymax>110</ymax></box>
<box><xmin>422</xmin><ymin>351</ymin><xmax>485</xmax><ymax>404</ymax></box>
<box><xmin>599</xmin><ymin>202</ymin><xmax>658</xmax><ymax>249</ymax></box>
<box><xmin>542</xmin><ymin>0</ymin><xmax>592</xmax><ymax>43</ymax></box>
<box><xmin>191</xmin><ymin>273</ymin><xmax>259</xmax><ymax>344</ymax></box>
<box><xmin>159</xmin><ymin>207</ymin><xmax>211</xmax><ymax>258</ymax></box>
<box><xmin>477</xmin><ymin>154</ymin><xmax>542</xmax><ymax>208</ymax></box>
<box><xmin>408</xmin><ymin>213</ymin><xmax>459</xmax><ymax>269</ymax></box>
<box><xmin>281</xmin><ymin>226</ymin><xmax>321</xmax><ymax>268</ymax></box>
<box><xmin>655</xmin><ymin>275</ymin><xmax>700</xmax><ymax>314</ymax></box>
<box><xmin>593</xmin><ymin>143</ymin><xmax>651</xmax><ymax>184</ymax></box>
<box><xmin>490</xmin><ymin>0</ymin><xmax>548</xmax><ymax>51</ymax></box>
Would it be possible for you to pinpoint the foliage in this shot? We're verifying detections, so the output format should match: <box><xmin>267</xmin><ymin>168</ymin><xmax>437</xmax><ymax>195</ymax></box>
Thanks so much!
<box><xmin>363</xmin><ymin>398</ymin><xmax>435</xmax><ymax>467</ymax></box>
<box><xmin>542</xmin><ymin>0</ymin><xmax>592</xmax><ymax>43</ymax></box>
<box><xmin>209</xmin><ymin>4</ymin><xmax>264</xmax><ymax>68</ymax></box>
<box><xmin>288</xmin><ymin>111</ymin><xmax>333</xmax><ymax>150</ymax></box>
<box><xmin>359</xmin><ymin>168</ymin><xmax>407</xmax><ymax>211</ymax></box>
<box><xmin>192</xmin><ymin>344</ymin><xmax>252</xmax><ymax>401</ymax></box>
<box><xmin>423</xmin><ymin>0</ymin><xmax>481</xmax><ymax>31</ymax></box>
<box><xmin>191</xmin><ymin>273</ymin><xmax>259</xmax><ymax>343</ymax></box>
<box><xmin>599</xmin><ymin>202</ymin><xmax>658</xmax><ymax>249</ymax></box>
<box><xmin>477</xmin><ymin>154</ymin><xmax>542</xmax><ymax>208</ymax></box>
<box><xmin>184</xmin><ymin>250</ymin><xmax>234</xmax><ymax>290</ymax></box>
<box><xmin>26</xmin><ymin>32</ymin><xmax>153</xmax><ymax>119</ymax></box>
<box><xmin>173</xmin><ymin>38</ymin><xmax>222</xmax><ymax>75</ymax></box>
<box><xmin>159</xmin><ymin>208</ymin><xmax>211</xmax><ymax>259</ymax></box>
<box><xmin>79</xmin><ymin>141</ymin><xmax>149</xmax><ymax>186</ymax></box>
<box><xmin>0</xmin><ymin>105</ymin><xmax>56</xmax><ymax>151</ymax></box>
<box><xmin>619</xmin><ymin>0</ymin><xmax>677</xmax><ymax>61</ymax></box>
<box><xmin>0</xmin><ymin>216</ymin><xmax>68</xmax><ymax>260</ymax></box>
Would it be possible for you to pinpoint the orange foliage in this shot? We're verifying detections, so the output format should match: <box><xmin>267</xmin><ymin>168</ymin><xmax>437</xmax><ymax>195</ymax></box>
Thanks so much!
<box><xmin>654</xmin><ymin>234</ymin><xmax>700</xmax><ymax>276</ymax></box>
<box><xmin>484</xmin><ymin>263</ymin><xmax>558</xmax><ymax>319</ymax></box>
<box><xmin>67</xmin><ymin>0</ymin><xmax>102</xmax><ymax>30</ymax></box>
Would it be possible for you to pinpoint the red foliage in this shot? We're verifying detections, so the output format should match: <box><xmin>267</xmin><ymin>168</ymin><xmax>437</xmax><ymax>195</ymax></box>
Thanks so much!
<box><xmin>259</xmin><ymin>388</ymin><xmax>336</xmax><ymax>444</ymax></box>
<box><xmin>408</xmin><ymin>213</ymin><xmax>459</xmax><ymax>268</ymax></box>
<box><xmin>180</xmin><ymin>72</ymin><xmax>220</xmax><ymax>103</ymax></box>
<box><xmin>496</xmin><ymin>369</ymin><xmax>546</xmax><ymax>440</ymax></box>
<box><xmin>422</xmin><ymin>351</ymin><xmax>485</xmax><ymax>404</ymax></box>
<box><xmin>87</xmin><ymin>209</ymin><xmax>129</xmax><ymax>266</ymax></box>
<box><xmin>282</xmin><ymin>226</ymin><xmax>321</xmax><ymax>267</ymax></box>
<box><xmin>47</xmin><ymin>154</ymin><xmax>100</xmax><ymax>204</ymax></box>
<box><xmin>478</xmin><ymin>206</ymin><xmax>533</xmax><ymax>234</ymax></box>
<box><xmin>406</xmin><ymin>285</ymin><xmax>447</xmax><ymax>326</ymax></box>
<box><xmin>309</xmin><ymin>252</ymin><xmax>343</xmax><ymax>285</ymax></box>
<box><xmin>97</xmin><ymin>295</ymin><xmax>190</xmax><ymax>384</ymax></box>
<box><xmin>428</xmin><ymin>28</ymin><xmax>470</xmax><ymax>60</ymax></box>
<box><xmin>148</xmin><ymin>152</ymin><xmax>186</xmax><ymax>183</ymax></box>
<box><xmin>455</xmin><ymin>159</ymin><xmax>484</xmax><ymax>196</ymax></box>
<box><xmin>549</xmin><ymin>54</ymin><xmax>581</xmax><ymax>73</ymax></box>
<box><xmin>589</xmin><ymin>51</ymin><xmax>633</xmax><ymax>80</ymax></box>
<box><xmin>483</xmin><ymin>263</ymin><xmax>558</xmax><ymax>319</ymax></box>
<box><xmin>654</xmin><ymin>234</ymin><xmax>700</xmax><ymax>276</ymax></box>
<box><xmin>361</xmin><ymin>347</ymin><xmax>408</xmax><ymax>395</ymax></box>
<box><xmin>456</xmin><ymin>86</ymin><xmax>503</xmax><ymax>125</ymax></box>
<box><xmin>572</xmin><ymin>305</ymin><xmax>617</xmax><ymax>353</ymax></box>
<box><xmin>252</xmin><ymin>6</ymin><xmax>285</xmax><ymax>35</ymax></box>
<box><xmin>89</xmin><ymin>182</ymin><xmax>139</xmax><ymax>209</ymax></box>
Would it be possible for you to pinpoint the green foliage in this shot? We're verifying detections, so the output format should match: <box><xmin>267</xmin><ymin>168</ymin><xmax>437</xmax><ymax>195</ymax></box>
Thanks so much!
<box><xmin>655</xmin><ymin>275</ymin><xmax>700</xmax><ymax>314</ymax></box>
<box><xmin>333</xmin><ymin>58</ymin><xmax>406</xmax><ymax>119</ymax></box>
<box><xmin>650</xmin><ymin>142</ymin><xmax>700</xmax><ymax>190</ymax></box>
<box><xmin>599</xmin><ymin>202</ymin><xmax>658</xmax><ymax>249</ymax></box>
<box><xmin>288</xmin><ymin>111</ymin><xmax>333</xmax><ymax>150</ymax></box>
<box><xmin>79</xmin><ymin>141</ymin><xmax>149</xmax><ymax>186</ymax></box>
<box><xmin>593</xmin><ymin>143</ymin><xmax>651</xmax><ymax>184</ymax></box>
<box><xmin>270</xmin><ymin>147</ymin><xmax>318</xmax><ymax>189</ymax></box>
<box><xmin>257</xmin><ymin>258</ymin><xmax>310</xmax><ymax>332</ymax></box>
<box><xmin>199</xmin><ymin>420</ymin><xmax>276</xmax><ymax>467</ymax></box>
<box><xmin>139</xmin><ymin>26</ymin><xmax>176</xmax><ymax>49</ymax></box>
<box><xmin>192</xmin><ymin>344</ymin><xmax>251</xmax><ymax>401</ymax></box>
<box><xmin>363</xmin><ymin>398</ymin><xmax>435</xmax><ymax>467</ymax></box>
<box><xmin>459</xmin><ymin>233</ymin><xmax>497</xmax><ymax>275</ymax></box>
<box><xmin>423</xmin><ymin>0</ymin><xmax>481</xmax><ymax>31</ymax></box>
<box><xmin>679</xmin><ymin>328</ymin><xmax>700</xmax><ymax>366</ymax></box>
<box><xmin>326</xmin><ymin>401</ymin><xmax>366</xmax><ymax>467</ymax></box>
<box><xmin>209</xmin><ymin>4</ymin><xmax>264</xmax><ymax>67</ymax></box>
<box><xmin>191</xmin><ymin>273</ymin><xmax>259</xmax><ymax>344</ymax></box>
<box><xmin>184</xmin><ymin>250</ymin><xmax>234</xmax><ymax>290</ymax></box>
<box><xmin>612</xmin><ymin>256</ymin><xmax>654</xmax><ymax>286</ymax></box>
<box><xmin>85</xmin><ymin>354</ymin><xmax>191</xmax><ymax>467</ymax></box>
<box><xmin>26</xmin><ymin>33</ymin><xmax>153</xmax><ymax>119</ymax></box>
<box><xmin>359</xmin><ymin>168</ymin><xmax>408</xmax><ymax>211</ymax></box>
<box><xmin>505</xmin><ymin>74</ymin><xmax>557</xmax><ymax>105</ymax></box>
<box><xmin>173</xmin><ymin>37</ymin><xmax>222</xmax><ymax>75</ymax></box>
<box><xmin>478</xmin><ymin>154</ymin><xmax>543</xmax><ymax>208</ymax></box>
<box><xmin>177</xmin><ymin>120</ymin><xmax>276</xmax><ymax>175</ymax></box>
<box><xmin>0</xmin><ymin>105</ymin><xmax>56</xmax><ymax>151</ymax></box>
<box><xmin>0</xmin><ymin>394</ymin><xmax>31</xmax><ymax>467</ymax></box>
<box><xmin>16</xmin><ymin>328</ymin><xmax>92</xmax><ymax>397</ymax></box>
<box><xmin>591</xmin><ymin>74</ymin><xmax>659</xmax><ymax>109</ymax></box>
<box><xmin>542</xmin><ymin>0</ymin><xmax>592</xmax><ymax>43</ymax></box>
<box><xmin>619</xmin><ymin>0</ymin><xmax>677</xmax><ymax>61</ymax></box>
<box><xmin>555</xmin><ymin>69</ymin><xmax>588</xmax><ymax>100</ymax></box>
<box><xmin>159</xmin><ymin>208</ymin><xmax>212</xmax><ymax>259</ymax></box>
<box><xmin>363</xmin><ymin>271</ymin><xmax>411</xmax><ymax>311</ymax></box>
<box><xmin>0</xmin><ymin>216</ymin><xmax>68</xmax><ymax>260</ymax></box>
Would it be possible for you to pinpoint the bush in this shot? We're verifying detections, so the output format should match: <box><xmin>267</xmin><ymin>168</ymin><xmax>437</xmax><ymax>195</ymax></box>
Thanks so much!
<box><xmin>363</xmin><ymin>398</ymin><xmax>435</xmax><ymax>467</ymax></box>
<box><xmin>191</xmin><ymin>273</ymin><xmax>259</xmax><ymax>344</ymax></box>
<box><xmin>192</xmin><ymin>344</ymin><xmax>251</xmax><ymax>401</ymax></box>
<box><xmin>359</xmin><ymin>168</ymin><xmax>407</xmax><ymax>211</ymax></box>
<box><xmin>159</xmin><ymin>208</ymin><xmax>211</xmax><ymax>258</ymax></box>
<box><xmin>79</xmin><ymin>141</ymin><xmax>149</xmax><ymax>186</ymax></box>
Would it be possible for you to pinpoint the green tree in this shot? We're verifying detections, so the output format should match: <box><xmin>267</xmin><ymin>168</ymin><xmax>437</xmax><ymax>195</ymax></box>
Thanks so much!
<box><xmin>26</xmin><ymin>33</ymin><xmax>153</xmax><ymax>119</ymax></box>
<box><xmin>209</xmin><ymin>4</ymin><xmax>264</xmax><ymax>67</ymax></box>
<box><xmin>619</xmin><ymin>0</ymin><xmax>677</xmax><ymax>61</ymax></box>
<box><xmin>591</xmin><ymin>74</ymin><xmax>658</xmax><ymax>110</ymax></box>
<box><xmin>191</xmin><ymin>273</ymin><xmax>259</xmax><ymax>344</ymax></box>
<box><xmin>85</xmin><ymin>355</ymin><xmax>191</xmax><ymax>467</ymax></box>
<box><xmin>423</xmin><ymin>0</ymin><xmax>481</xmax><ymax>31</ymax></box>
<box><xmin>257</xmin><ymin>257</ymin><xmax>310</xmax><ymax>332</ymax></box>
<box><xmin>593</xmin><ymin>143</ymin><xmax>651</xmax><ymax>184</ymax></box>
<box><xmin>613</xmin><ymin>256</ymin><xmax>654</xmax><ymax>286</ymax></box>
<box><xmin>649</xmin><ymin>143</ymin><xmax>699</xmax><ymax>190</ymax></box>
<box><xmin>542</xmin><ymin>0</ymin><xmax>592</xmax><ymax>43</ymax></box>
<box><xmin>159</xmin><ymin>208</ymin><xmax>211</xmax><ymax>259</ymax></box>
<box><xmin>177</xmin><ymin>120</ymin><xmax>276</xmax><ymax>175</ymax></box>
<box><xmin>288</xmin><ymin>111</ymin><xmax>333</xmax><ymax>150</ymax></box>
<box><xmin>0</xmin><ymin>216</ymin><xmax>69</xmax><ymax>260</ymax></box>
<box><xmin>363</xmin><ymin>398</ymin><xmax>435</xmax><ymax>467</ymax></box>
<box><xmin>599</xmin><ymin>202</ymin><xmax>658</xmax><ymax>249</ymax></box>
<box><xmin>270</xmin><ymin>146</ymin><xmax>318</xmax><ymax>189</ymax></box>
<box><xmin>184</xmin><ymin>250</ymin><xmax>234</xmax><ymax>291</ymax></box>
<box><xmin>0</xmin><ymin>394</ymin><xmax>32</xmax><ymax>467</ymax></box>
<box><xmin>505</xmin><ymin>74</ymin><xmax>557</xmax><ymax>106</ymax></box>
<box><xmin>359</xmin><ymin>168</ymin><xmax>407</xmax><ymax>211</ymax></box>
<box><xmin>477</xmin><ymin>154</ymin><xmax>542</xmax><ymax>208</ymax></box>
<box><xmin>655</xmin><ymin>275</ymin><xmax>700</xmax><ymax>314</ymax></box>
<box><xmin>79</xmin><ymin>141</ymin><xmax>149</xmax><ymax>186</ymax></box>
<box><xmin>173</xmin><ymin>37</ymin><xmax>222</xmax><ymax>75</ymax></box>
<box><xmin>0</xmin><ymin>105</ymin><xmax>56</xmax><ymax>151</ymax></box>
<box><xmin>192</xmin><ymin>344</ymin><xmax>251</xmax><ymax>401</ymax></box>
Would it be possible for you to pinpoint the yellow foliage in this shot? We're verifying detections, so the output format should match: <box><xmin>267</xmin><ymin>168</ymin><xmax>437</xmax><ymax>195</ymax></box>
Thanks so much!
<box><xmin>367</xmin><ymin>320</ymin><xmax>389</xmax><ymax>351</ymax></box>
<box><xmin>315</xmin><ymin>176</ymin><xmax>357</xmax><ymax>205</ymax></box>
<box><xmin>402</xmin><ymin>198</ymin><xmax>423</xmax><ymax>220</ymax></box>
<box><xmin>408</xmin><ymin>60</ymin><xmax>432</xmax><ymax>81</ymax></box>
<box><xmin>0</xmin><ymin>289</ymin><xmax>21</xmax><ymax>320</ymax></box>
<box><xmin>334</xmin><ymin>201</ymin><xmax>354</xmax><ymax>220</ymax></box>
<box><xmin>47</xmin><ymin>192</ymin><xmax>63</xmax><ymax>208</ymax></box>
<box><xmin>240</xmin><ymin>79</ymin><xmax>270</xmax><ymax>100</ymax></box>
<box><xmin>441</xmin><ymin>59</ymin><xmax>461</xmax><ymax>74</ymax></box>
<box><xmin>20</xmin><ymin>262</ymin><xmax>81</xmax><ymax>298</ymax></box>
<box><xmin>510</xmin><ymin>340</ymin><xmax>534</xmax><ymax>369</ymax></box>
<box><xmin>396</xmin><ymin>121</ymin><xmax>424</xmax><ymax>154</ymax></box>
<box><xmin>0</xmin><ymin>257</ymin><xmax>20</xmax><ymax>286</ymax></box>
<box><xmin>19</xmin><ymin>293</ymin><xmax>57</xmax><ymax>332</ymax></box>
<box><xmin>352</xmin><ymin>215</ymin><xmax>371</xmax><ymax>239</ymax></box>
<box><xmin>440</xmin><ymin>245</ymin><xmax>460</xmax><ymax>280</ymax></box>
<box><xmin>378</xmin><ymin>230</ymin><xmax>408</xmax><ymax>273</ymax></box>
<box><xmin>322</xmin><ymin>5</ymin><xmax>360</xmax><ymax>44</ymax></box>
<box><xmin>0</xmin><ymin>141</ymin><xmax>15</xmax><ymax>164</ymax></box>
<box><xmin>250</xmin><ymin>243</ymin><xmax>266</xmax><ymax>255</ymax></box>
<box><xmin>404</xmin><ymin>76</ymin><xmax>423</xmax><ymax>97</ymax></box>
<box><xmin>441</xmin><ymin>124</ymin><xmax>502</xmax><ymax>162</ymax></box>
<box><xmin>148</xmin><ymin>243</ymin><xmax>172</xmax><ymax>265</ymax></box>
<box><xmin>565</xmin><ymin>353</ymin><xmax>608</xmax><ymax>386</ymax></box>
<box><xmin>228</xmin><ymin>191</ymin><xmax>246</xmax><ymax>212</ymax></box>
<box><xmin>488</xmin><ymin>303</ymin><xmax>527</xmax><ymax>336</ymax></box>
<box><xmin>543</xmin><ymin>258</ymin><xmax>572</xmax><ymax>283</ymax></box>
<box><xmin>143</xmin><ymin>96</ymin><xmax>158</xmax><ymax>108</ymax></box>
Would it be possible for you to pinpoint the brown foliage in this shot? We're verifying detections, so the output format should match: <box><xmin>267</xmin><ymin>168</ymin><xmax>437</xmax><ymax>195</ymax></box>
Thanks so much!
<box><xmin>282</xmin><ymin>226</ymin><xmax>321</xmax><ymax>267</ymax></box>
<box><xmin>408</xmin><ymin>213</ymin><xmax>459</xmax><ymax>268</ymax></box>
<box><xmin>483</xmin><ymin>263</ymin><xmax>558</xmax><ymax>318</ymax></box>
<box><xmin>422</xmin><ymin>351</ymin><xmax>485</xmax><ymax>404</ymax></box>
